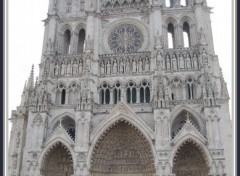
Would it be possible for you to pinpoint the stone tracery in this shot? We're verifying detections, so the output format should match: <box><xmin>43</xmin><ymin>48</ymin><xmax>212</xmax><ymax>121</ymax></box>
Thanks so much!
<box><xmin>108</xmin><ymin>24</ymin><xmax>144</xmax><ymax>54</ymax></box>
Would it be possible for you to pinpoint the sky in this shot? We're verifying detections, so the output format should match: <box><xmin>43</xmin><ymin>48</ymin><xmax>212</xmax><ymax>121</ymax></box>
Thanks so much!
<box><xmin>8</xmin><ymin>0</ymin><xmax>234</xmax><ymax>141</ymax></box>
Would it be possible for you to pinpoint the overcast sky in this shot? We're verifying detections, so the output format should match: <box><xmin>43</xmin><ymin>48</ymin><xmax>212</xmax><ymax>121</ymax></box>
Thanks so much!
<box><xmin>8</xmin><ymin>0</ymin><xmax>233</xmax><ymax>139</ymax></box>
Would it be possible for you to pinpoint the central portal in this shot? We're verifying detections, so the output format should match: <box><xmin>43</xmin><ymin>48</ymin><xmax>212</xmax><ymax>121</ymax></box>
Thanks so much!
<box><xmin>90</xmin><ymin>120</ymin><xmax>155</xmax><ymax>176</ymax></box>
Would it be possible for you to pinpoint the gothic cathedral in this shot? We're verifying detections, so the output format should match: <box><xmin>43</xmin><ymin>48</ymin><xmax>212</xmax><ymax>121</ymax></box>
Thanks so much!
<box><xmin>8</xmin><ymin>0</ymin><xmax>233</xmax><ymax>175</ymax></box>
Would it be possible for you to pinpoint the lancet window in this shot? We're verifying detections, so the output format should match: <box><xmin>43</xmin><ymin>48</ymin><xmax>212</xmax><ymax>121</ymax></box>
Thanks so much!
<box><xmin>140</xmin><ymin>81</ymin><xmax>150</xmax><ymax>103</ymax></box>
<box><xmin>167</xmin><ymin>23</ymin><xmax>175</xmax><ymax>48</ymax></box>
<box><xmin>100</xmin><ymin>83</ymin><xmax>111</xmax><ymax>105</ymax></box>
<box><xmin>78</xmin><ymin>29</ymin><xmax>85</xmax><ymax>53</ymax></box>
<box><xmin>183</xmin><ymin>22</ymin><xmax>190</xmax><ymax>47</ymax></box>
<box><xmin>126</xmin><ymin>81</ymin><xmax>137</xmax><ymax>104</ymax></box>
<box><xmin>113</xmin><ymin>82</ymin><xmax>121</xmax><ymax>104</ymax></box>
<box><xmin>63</xmin><ymin>29</ymin><xmax>71</xmax><ymax>54</ymax></box>
<box><xmin>186</xmin><ymin>77</ymin><xmax>195</xmax><ymax>100</ymax></box>
<box><xmin>55</xmin><ymin>83</ymin><xmax>67</xmax><ymax>105</ymax></box>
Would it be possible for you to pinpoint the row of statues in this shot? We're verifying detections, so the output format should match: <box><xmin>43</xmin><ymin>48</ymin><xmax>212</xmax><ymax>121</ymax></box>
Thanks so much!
<box><xmin>164</xmin><ymin>53</ymin><xmax>199</xmax><ymax>71</ymax></box>
<box><xmin>54</xmin><ymin>59</ymin><xmax>84</xmax><ymax>76</ymax></box>
<box><xmin>100</xmin><ymin>57</ymin><xmax>150</xmax><ymax>75</ymax></box>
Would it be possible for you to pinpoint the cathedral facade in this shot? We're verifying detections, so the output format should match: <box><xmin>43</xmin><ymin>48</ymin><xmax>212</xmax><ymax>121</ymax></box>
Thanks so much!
<box><xmin>8</xmin><ymin>0</ymin><xmax>233</xmax><ymax>175</ymax></box>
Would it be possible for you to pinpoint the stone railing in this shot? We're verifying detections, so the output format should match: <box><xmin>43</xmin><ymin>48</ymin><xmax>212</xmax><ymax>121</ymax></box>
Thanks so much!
<box><xmin>99</xmin><ymin>51</ymin><xmax>151</xmax><ymax>76</ymax></box>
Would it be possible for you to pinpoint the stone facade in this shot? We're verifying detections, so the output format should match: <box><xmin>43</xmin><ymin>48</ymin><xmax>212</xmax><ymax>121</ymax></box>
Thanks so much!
<box><xmin>8</xmin><ymin>0</ymin><xmax>233</xmax><ymax>175</ymax></box>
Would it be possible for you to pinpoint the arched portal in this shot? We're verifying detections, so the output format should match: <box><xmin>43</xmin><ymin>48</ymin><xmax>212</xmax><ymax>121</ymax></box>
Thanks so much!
<box><xmin>41</xmin><ymin>142</ymin><xmax>74</xmax><ymax>176</ymax></box>
<box><xmin>90</xmin><ymin>120</ymin><xmax>155</xmax><ymax>176</ymax></box>
<box><xmin>172</xmin><ymin>140</ymin><xmax>210</xmax><ymax>176</ymax></box>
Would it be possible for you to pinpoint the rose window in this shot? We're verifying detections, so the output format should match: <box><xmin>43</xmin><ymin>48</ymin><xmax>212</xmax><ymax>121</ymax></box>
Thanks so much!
<box><xmin>108</xmin><ymin>24</ymin><xmax>144</xmax><ymax>53</ymax></box>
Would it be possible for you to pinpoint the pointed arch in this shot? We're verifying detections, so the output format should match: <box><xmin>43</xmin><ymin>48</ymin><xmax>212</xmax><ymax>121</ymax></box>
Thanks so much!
<box><xmin>38</xmin><ymin>139</ymin><xmax>76</xmax><ymax>173</ymax></box>
<box><xmin>170</xmin><ymin>105</ymin><xmax>204</xmax><ymax>133</ymax></box>
<box><xmin>170</xmin><ymin>136</ymin><xmax>212</xmax><ymax>175</ymax></box>
<box><xmin>88</xmin><ymin>118</ymin><xmax>157</xmax><ymax>175</ymax></box>
<box><xmin>88</xmin><ymin>102</ymin><xmax>157</xmax><ymax>167</ymax></box>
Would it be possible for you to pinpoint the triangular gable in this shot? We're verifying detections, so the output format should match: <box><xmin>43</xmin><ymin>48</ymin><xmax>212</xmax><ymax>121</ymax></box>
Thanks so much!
<box><xmin>171</xmin><ymin>118</ymin><xmax>207</xmax><ymax>145</ymax></box>
<box><xmin>90</xmin><ymin>101</ymin><xmax>155</xmax><ymax>142</ymax></box>
<box><xmin>43</xmin><ymin>124</ymin><xmax>74</xmax><ymax>147</ymax></box>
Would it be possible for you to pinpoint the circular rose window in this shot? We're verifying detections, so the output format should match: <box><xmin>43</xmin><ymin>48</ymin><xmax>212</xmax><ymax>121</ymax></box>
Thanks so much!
<box><xmin>108</xmin><ymin>24</ymin><xmax>144</xmax><ymax>54</ymax></box>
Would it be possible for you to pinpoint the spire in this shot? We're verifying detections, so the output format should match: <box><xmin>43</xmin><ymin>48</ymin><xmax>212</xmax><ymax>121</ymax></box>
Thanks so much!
<box><xmin>27</xmin><ymin>65</ymin><xmax>34</xmax><ymax>89</ymax></box>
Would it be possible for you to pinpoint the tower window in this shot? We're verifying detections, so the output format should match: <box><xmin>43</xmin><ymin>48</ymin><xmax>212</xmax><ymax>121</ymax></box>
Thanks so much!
<box><xmin>61</xmin><ymin>89</ymin><xmax>66</xmax><ymax>105</ymax></box>
<box><xmin>64</xmin><ymin>30</ymin><xmax>71</xmax><ymax>54</ymax></box>
<box><xmin>166</xmin><ymin>0</ymin><xmax>173</xmax><ymax>7</ymax></box>
<box><xmin>183</xmin><ymin>22</ymin><xmax>190</xmax><ymax>47</ymax></box>
<box><xmin>127</xmin><ymin>88</ymin><xmax>131</xmax><ymax>103</ymax></box>
<box><xmin>167</xmin><ymin>23</ymin><xmax>175</xmax><ymax>48</ymax></box>
<box><xmin>132</xmin><ymin>88</ymin><xmax>137</xmax><ymax>103</ymax></box>
<box><xmin>78</xmin><ymin>29</ymin><xmax>85</xmax><ymax>53</ymax></box>
<box><xmin>180</xmin><ymin>0</ymin><xmax>187</xmax><ymax>6</ymax></box>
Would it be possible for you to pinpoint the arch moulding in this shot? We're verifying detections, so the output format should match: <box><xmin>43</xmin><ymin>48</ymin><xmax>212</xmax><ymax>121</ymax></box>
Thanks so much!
<box><xmin>87</xmin><ymin>101</ymin><xmax>157</xmax><ymax>167</ymax></box>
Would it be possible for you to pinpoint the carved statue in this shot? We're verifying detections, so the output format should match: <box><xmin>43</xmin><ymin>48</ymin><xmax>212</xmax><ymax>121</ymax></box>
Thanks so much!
<box><xmin>192</xmin><ymin>53</ymin><xmax>198</xmax><ymax>69</ymax></box>
<box><xmin>107</xmin><ymin>60</ymin><xmax>111</xmax><ymax>75</ymax></box>
<box><xmin>120</xmin><ymin>59</ymin><xmax>124</xmax><ymax>74</ymax></box>
<box><xmin>79</xmin><ymin>60</ymin><xmax>83</xmax><ymax>74</ymax></box>
<box><xmin>185</xmin><ymin>53</ymin><xmax>192</xmax><ymax>69</ymax></box>
<box><xmin>166</xmin><ymin>55</ymin><xmax>171</xmax><ymax>70</ymax></box>
<box><xmin>54</xmin><ymin>62</ymin><xmax>60</xmax><ymax>75</ymax></box>
<box><xmin>72</xmin><ymin>60</ymin><xmax>78</xmax><ymax>75</ymax></box>
<box><xmin>132</xmin><ymin>58</ymin><xmax>137</xmax><ymax>73</ymax></box>
<box><xmin>113</xmin><ymin>60</ymin><xmax>118</xmax><ymax>74</ymax></box>
<box><xmin>145</xmin><ymin>58</ymin><xmax>150</xmax><ymax>72</ymax></box>
<box><xmin>156</xmin><ymin>51</ymin><xmax>163</xmax><ymax>68</ymax></box>
<box><xmin>100</xmin><ymin>61</ymin><xmax>105</xmax><ymax>74</ymax></box>
<box><xmin>138</xmin><ymin>58</ymin><xmax>143</xmax><ymax>72</ymax></box>
<box><xmin>171</xmin><ymin>54</ymin><xmax>177</xmax><ymax>71</ymax></box>
<box><xmin>61</xmin><ymin>62</ymin><xmax>66</xmax><ymax>75</ymax></box>
<box><xmin>125</xmin><ymin>59</ymin><xmax>130</xmax><ymax>74</ymax></box>
<box><xmin>202</xmin><ymin>49</ymin><xmax>208</xmax><ymax>65</ymax></box>
<box><xmin>67</xmin><ymin>60</ymin><xmax>72</xmax><ymax>75</ymax></box>
<box><xmin>179</xmin><ymin>54</ymin><xmax>185</xmax><ymax>69</ymax></box>
<box><xmin>85</xmin><ymin>55</ymin><xmax>91</xmax><ymax>71</ymax></box>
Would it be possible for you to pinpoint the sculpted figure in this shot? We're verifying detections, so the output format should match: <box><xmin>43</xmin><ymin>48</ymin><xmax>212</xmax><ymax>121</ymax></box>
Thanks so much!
<box><xmin>157</xmin><ymin>51</ymin><xmax>163</xmax><ymax>68</ymax></box>
<box><xmin>107</xmin><ymin>60</ymin><xmax>111</xmax><ymax>75</ymax></box>
<box><xmin>113</xmin><ymin>60</ymin><xmax>118</xmax><ymax>74</ymax></box>
<box><xmin>67</xmin><ymin>60</ymin><xmax>72</xmax><ymax>75</ymax></box>
<box><xmin>171</xmin><ymin>54</ymin><xmax>177</xmax><ymax>70</ymax></box>
<box><xmin>185</xmin><ymin>53</ymin><xmax>192</xmax><ymax>69</ymax></box>
<box><xmin>138</xmin><ymin>58</ymin><xmax>143</xmax><ymax>72</ymax></box>
<box><xmin>155</xmin><ymin>31</ymin><xmax>163</xmax><ymax>48</ymax></box>
<box><xmin>100</xmin><ymin>60</ymin><xmax>105</xmax><ymax>74</ymax></box>
<box><xmin>192</xmin><ymin>53</ymin><xmax>198</xmax><ymax>69</ymax></box>
<box><xmin>145</xmin><ymin>58</ymin><xmax>150</xmax><ymax>72</ymax></box>
<box><xmin>79</xmin><ymin>60</ymin><xmax>83</xmax><ymax>74</ymax></box>
<box><xmin>15</xmin><ymin>132</ymin><xmax>20</xmax><ymax>148</ymax></box>
<box><xmin>72</xmin><ymin>60</ymin><xmax>78</xmax><ymax>75</ymax></box>
<box><xmin>120</xmin><ymin>59</ymin><xmax>124</xmax><ymax>74</ymax></box>
<box><xmin>61</xmin><ymin>62</ymin><xmax>66</xmax><ymax>75</ymax></box>
<box><xmin>166</xmin><ymin>55</ymin><xmax>171</xmax><ymax>70</ymax></box>
<box><xmin>125</xmin><ymin>59</ymin><xmax>130</xmax><ymax>74</ymax></box>
<box><xmin>202</xmin><ymin>49</ymin><xmax>208</xmax><ymax>65</ymax></box>
<box><xmin>132</xmin><ymin>58</ymin><xmax>137</xmax><ymax>73</ymax></box>
<box><xmin>178</xmin><ymin>53</ymin><xmax>185</xmax><ymax>69</ymax></box>
<box><xmin>54</xmin><ymin>62</ymin><xmax>59</xmax><ymax>75</ymax></box>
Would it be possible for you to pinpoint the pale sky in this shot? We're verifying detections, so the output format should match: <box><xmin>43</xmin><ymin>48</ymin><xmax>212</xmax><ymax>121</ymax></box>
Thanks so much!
<box><xmin>8</xmin><ymin>0</ymin><xmax>233</xmax><ymax>140</ymax></box>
